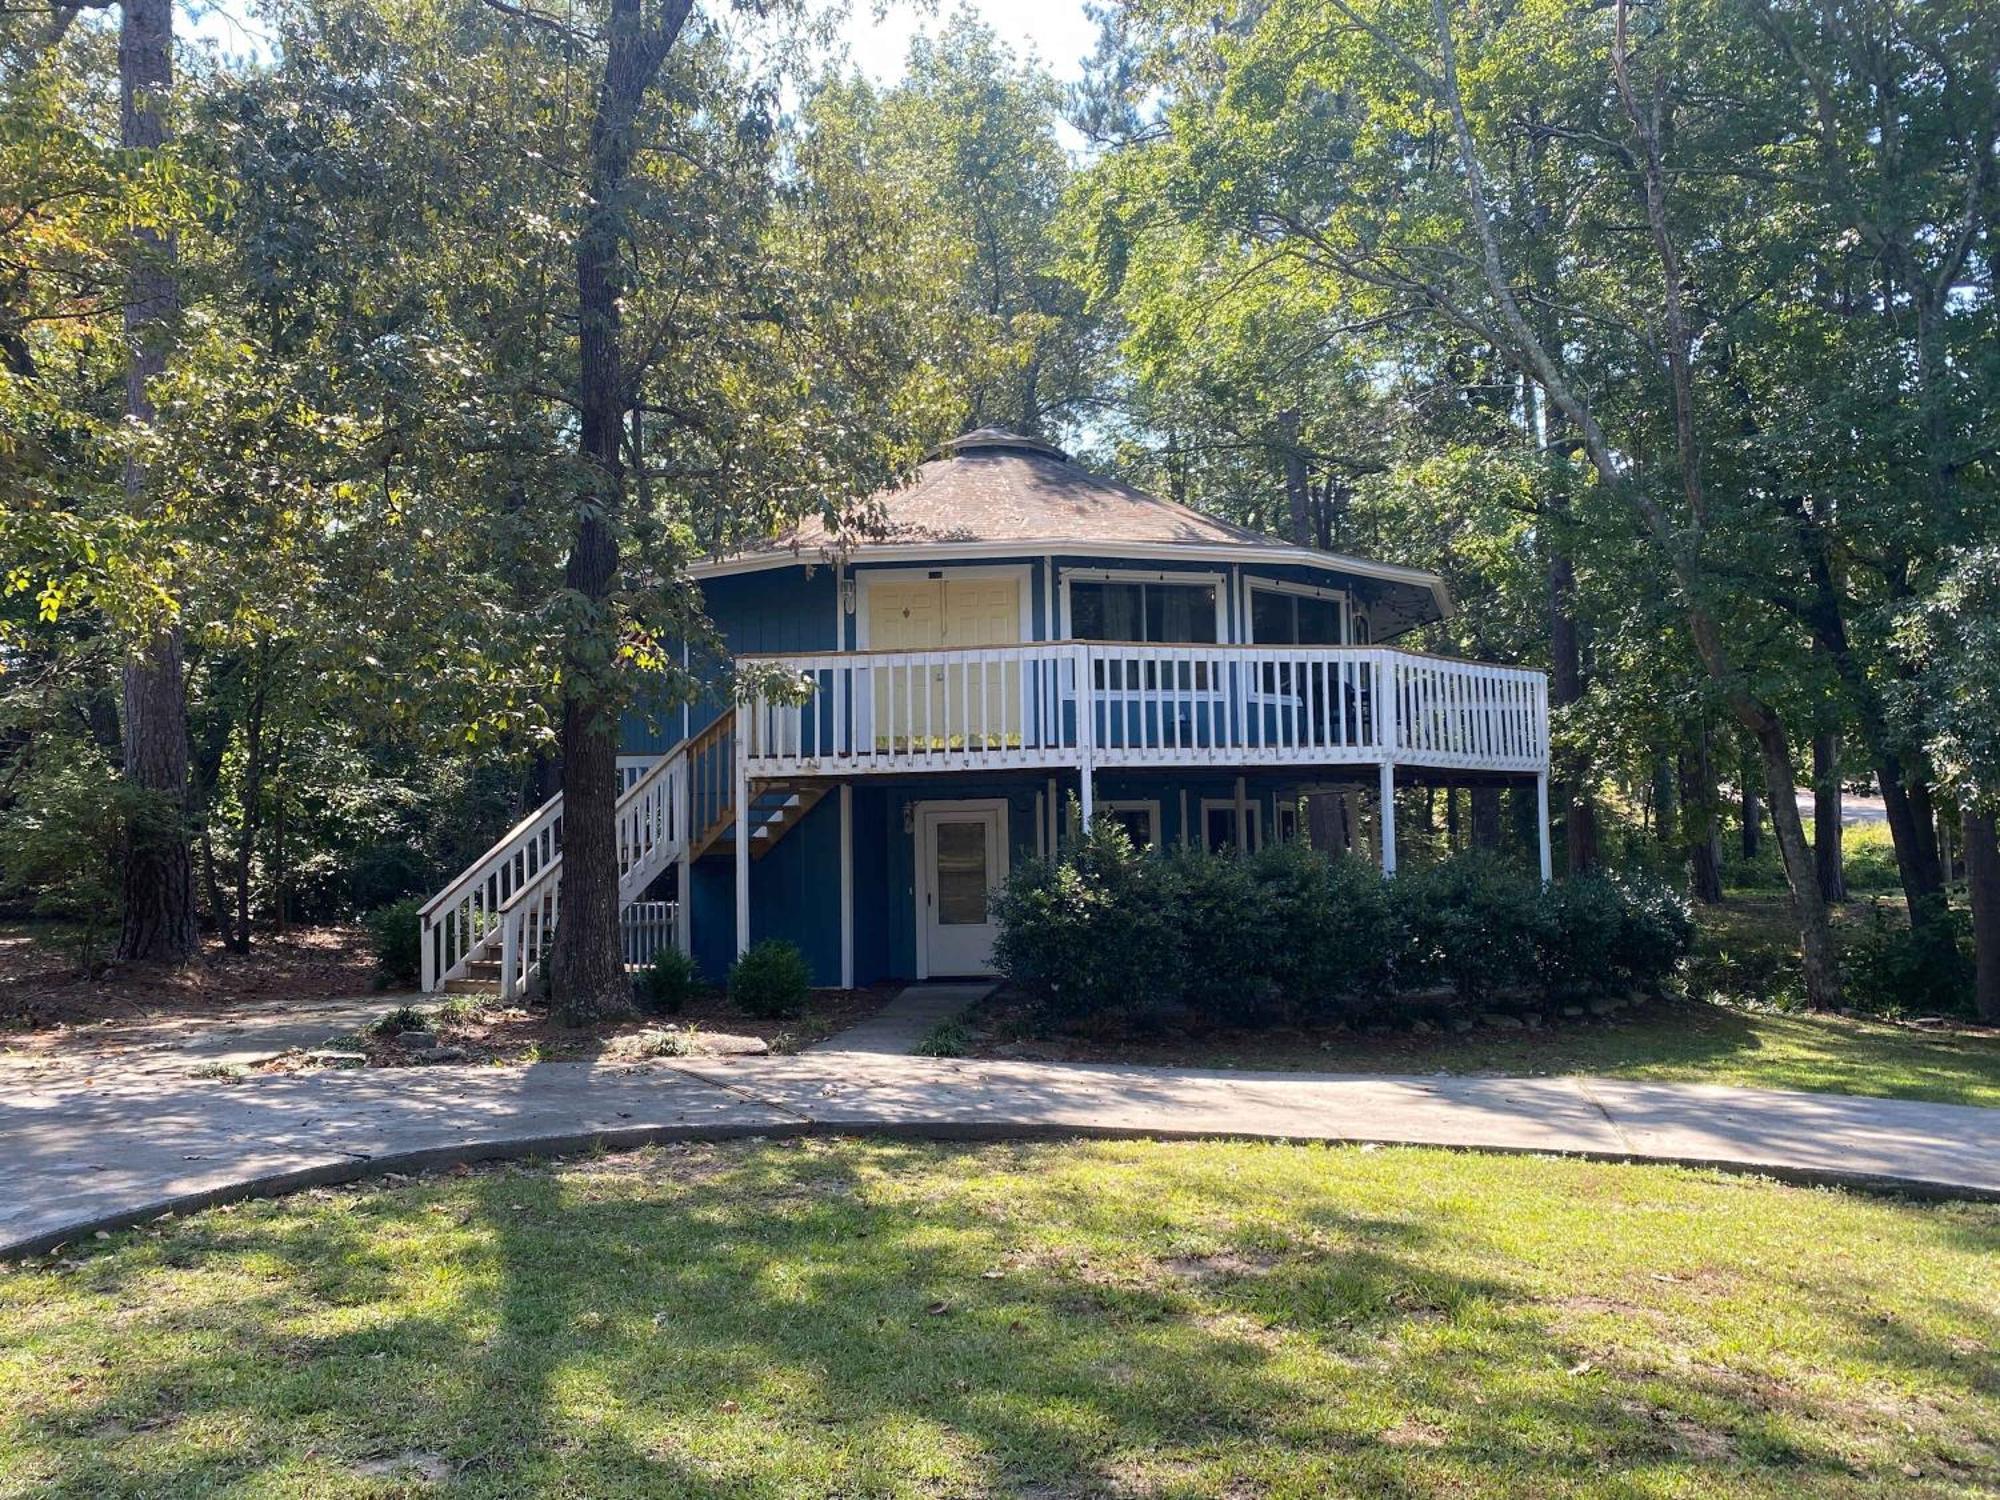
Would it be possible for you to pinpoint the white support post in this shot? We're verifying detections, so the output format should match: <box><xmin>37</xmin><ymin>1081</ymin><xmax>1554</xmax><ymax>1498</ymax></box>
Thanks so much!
<box><xmin>1536</xmin><ymin>770</ymin><xmax>1553</xmax><ymax>884</ymax></box>
<box><xmin>1378</xmin><ymin>759</ymin><xmax>1398</xmax><ymax>876</ymax></box>
<box><xmin>839</xmin><ymin>782</ymin><xmax>854</xmax><ymax>988</ymax></box>
<box><xmin>1045</xmin><ymin>776</ymin><xmax>1058</xmax><ymax>854</ymax></box>
<box><xmin>734</xmin><ymin>704</ymin><xmax>751</xmax><ymax>957</ymax></box>
<box><xmin>1234</xmin><ymin>774</ymin><xmax>1249</xmax><ymax>852</ymax></box>
<box><xmin>675</xmin><ymin>760</ymin><xmax>692</xmax><ymax>956</ymax></box>
<box><xmin>1076</xmin><ymin>643</ymin><xmax>1095</xmax><ymax>830</ymax></box>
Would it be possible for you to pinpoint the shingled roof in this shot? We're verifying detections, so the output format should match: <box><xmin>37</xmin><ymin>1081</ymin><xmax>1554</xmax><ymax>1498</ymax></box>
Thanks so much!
<box><xmin>748</xmin><ymin>429</ymin><xmax>1311</xmax><ymax>554</ymax></box>
<box><xmin>698</xmin><ymin>428</ymin><xmax>1450</xmax><ymax>632</ymax></box>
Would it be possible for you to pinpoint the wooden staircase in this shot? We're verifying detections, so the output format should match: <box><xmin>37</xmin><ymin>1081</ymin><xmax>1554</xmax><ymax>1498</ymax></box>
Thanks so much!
<box><xmin>695</xmin><ymin>781</ymin><xmax>829</xmax><ymax>861</ymax></box>
<box><xmin>422</xmin><ymin>705</ymin><xmax>832</xmax><ymax>998</ymax></box>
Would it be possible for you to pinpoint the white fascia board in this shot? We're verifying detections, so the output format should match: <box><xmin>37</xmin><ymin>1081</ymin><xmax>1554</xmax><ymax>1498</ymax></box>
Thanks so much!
<box><xmin>692</xmin><ymin>538</ymin><xmax>1453</xmax><ymax>622</ymax></box>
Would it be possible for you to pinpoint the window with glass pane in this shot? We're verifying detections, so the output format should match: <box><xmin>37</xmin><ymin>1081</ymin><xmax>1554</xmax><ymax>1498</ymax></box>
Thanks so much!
<box><xmin>933</xmin><ymin>820</ymin><xmax>989</xmax><ymax>925</ymax></box>
<box><xmin>1070</xmin><ymin>580</ymin><xmax>1216</xmax><ymax>643</ymax></box>
<box><xmin>1251</xmin><ymin>587</ymin><xmax>1343</xmax><ymax>645</ymax></box>
<box><xmin>1106</xmin><ymin>806</ymin><xmax>1157</xmax><ymax>848</ymax></box>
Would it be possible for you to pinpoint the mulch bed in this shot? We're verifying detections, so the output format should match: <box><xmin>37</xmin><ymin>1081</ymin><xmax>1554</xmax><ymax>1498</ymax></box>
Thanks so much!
<box><xmin>0</xmin><ymin>925</ymin><xmax>380</xmax><ymax>1036</ymax></box>
<box><xmin>258</xmin><ymin>983</ymin><xmax>900</xmax><ymax>1071</ymax></box>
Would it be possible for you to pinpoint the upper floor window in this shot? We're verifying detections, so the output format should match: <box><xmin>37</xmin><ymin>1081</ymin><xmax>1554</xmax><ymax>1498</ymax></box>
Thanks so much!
<box><xmin>1249</xmin><ymin>584</ymin><xmax>1344</xmax><ymax>645</ymax></box>
<box><xmin>1067</xmin><ymin>578</ymin><xmax>1219</xmax><ymax>643</ymax></box>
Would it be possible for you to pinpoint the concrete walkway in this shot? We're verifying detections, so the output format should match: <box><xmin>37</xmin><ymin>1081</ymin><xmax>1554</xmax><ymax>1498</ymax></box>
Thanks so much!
<box><xmin>806</xmin><ymin>982</ymin><xmax>995</xmax><ymax>1055</ymax></box>
<box><xmin>4</xmin><ymin>1050</ymin><xmax>1997</xmax><ymax>1257</ymax></box>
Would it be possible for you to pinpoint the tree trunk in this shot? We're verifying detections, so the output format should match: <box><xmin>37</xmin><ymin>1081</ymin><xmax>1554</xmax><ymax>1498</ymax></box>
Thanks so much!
<box><xmin>1813</xmin><ymin>732</ymin><xmax>1845</xmax><ymax>904</ymax></box>
<box><xmin>1740</xmin><ymin>757</ymin><xmax>1761</xmax><ymax>861</ymax></box>
<box><xmin>1277</xmin><ymin>408</ymin><xmax>1310</xmax><ymax>545</ymax></box>
<box><xmin>272</xmin><ymin>773</ymin><xmax>288</xmax><ymax>938</ymax></box>
<box><xmin>1548</xmin><ymin>545</ymin><xmax>1597</xmax><ymax>873</ymax></box>
<box><xmin>115</xmin><ymin>0</ymin><xmax>195</xmax><ymax>966</ymax></box>
<box><xmin>231</xmin><ymin>678</ymin><xmax>266</xmax><ymax>954</ymax></box>
<box><xmin>1964</xmin><ymin>810</ymin><xmax>2000</xmax><ymax>1024</ymax></box>
<box><xmin>1678</xmin><ymin>725</ymin><xmax>1723</xmax><ymax>903</ymax></box>
<box><xmin>1651</xmin><ymin>757</ymin><xmax>1675</xmax><ymax>844</ymax></box>
<box><xmin>1753</xmin><ymin>721</ymin><xmax>1842</xmax><ymax>1008</ymax></box>
<box><xmin>547</xmin><ymin>0</ymin><xmax>690</xmax><ymax>1023</ymax></box>
<box><xmin>1471</xmin><ymin>786</ymin><xmax>1502</xmax><ymax>850</ymax></box>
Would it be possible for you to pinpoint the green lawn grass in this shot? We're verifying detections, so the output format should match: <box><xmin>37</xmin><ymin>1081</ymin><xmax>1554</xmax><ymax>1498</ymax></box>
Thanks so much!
<box><xmin>4</xmin><ymin>1139</ymin><xmax>1995</xmax><ymax>1497</ymax></box>
<box><xmin>1124</xmin><ymin>996</ymin><xmax>2000</xmax><ymax>1109</ymax></box>
<box><xmin>972</xmin><ymin>894</ymin><xmax>2000</xmax><ymax>1108</ymax></box>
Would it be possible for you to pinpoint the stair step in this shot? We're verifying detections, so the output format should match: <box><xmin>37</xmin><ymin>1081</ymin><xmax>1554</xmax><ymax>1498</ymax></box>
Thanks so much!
<box><xmin>444</xmin><ymin>978</ymin><xmax>500</xmax><ymax>996</ymax></box>
<box><xmin>466</xmin><ymin>960</ymin><xmax>501</xmax><ymax>979</ymax></box>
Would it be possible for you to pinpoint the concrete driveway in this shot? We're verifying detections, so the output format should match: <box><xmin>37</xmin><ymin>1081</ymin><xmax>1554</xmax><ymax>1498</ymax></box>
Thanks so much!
<box><xmin>5</xmin><ymin>1045</ymin><xmax>1997</xmax><ymax>1258</ymax></box>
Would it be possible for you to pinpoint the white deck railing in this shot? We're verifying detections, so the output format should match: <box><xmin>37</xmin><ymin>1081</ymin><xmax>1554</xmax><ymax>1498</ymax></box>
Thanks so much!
<box><xmin>740</xmin><ymin>643</ymin><xmax>1546</xmax><ymax>778</ymax></box>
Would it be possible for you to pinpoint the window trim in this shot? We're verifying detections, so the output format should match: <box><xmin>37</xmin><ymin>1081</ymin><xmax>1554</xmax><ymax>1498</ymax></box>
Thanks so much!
<box><xmin>1199</xmin><ymin>797</ymin><xmax>1264</xmax><ymax>853</ymax></box>
<box><xmin>1244</xmin><ymin>576</ymin><xmax>1352</xmax><ymax>646</ymax></box>
<box><xmin>1099</xmin><ymin>799</ymin><xmax>1163</xmax><ymax>849</ymax></box>
<box><xmin>853</xmin><ymin>564</ymin><xmax>1035</xmax><ymax>649</ymax></box>
<box><xmin>1058</xmin><ymin>567</ymin><xmax>1229</xmax><ymax>645</ymax></box>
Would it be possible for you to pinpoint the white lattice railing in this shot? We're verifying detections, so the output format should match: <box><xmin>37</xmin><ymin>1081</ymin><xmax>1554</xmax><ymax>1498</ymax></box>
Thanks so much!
<box><xmin>739</xmin><ymin>643</ymin><xmax>1546</xmax><ymax>778</ymax></box>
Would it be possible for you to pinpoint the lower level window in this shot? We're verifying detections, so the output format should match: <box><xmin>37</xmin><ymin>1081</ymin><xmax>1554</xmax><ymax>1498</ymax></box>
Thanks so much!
<box><xmin>1200</xmin><ymin>799</ymin><xmax>1262</xmax><ymax>853</ymax></box>
<box><xmin>1100</xmin><ymin>800</ymin><xmax>1161</xmax><ymax>849</ymax></box>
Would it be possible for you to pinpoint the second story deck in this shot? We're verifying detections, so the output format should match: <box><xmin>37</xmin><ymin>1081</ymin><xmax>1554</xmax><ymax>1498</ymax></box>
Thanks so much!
<box><xmin>736</xmin><ymin>641</ymin><xmax>1547</xmax><ymax>781</ymax></box>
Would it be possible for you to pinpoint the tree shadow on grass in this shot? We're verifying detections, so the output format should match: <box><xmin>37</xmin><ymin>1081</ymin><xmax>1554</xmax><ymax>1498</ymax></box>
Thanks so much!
<box><xmin>10</xmin><ymin>1140</ymin><xmax>1997</xmax><ymax>1497</ymax></box>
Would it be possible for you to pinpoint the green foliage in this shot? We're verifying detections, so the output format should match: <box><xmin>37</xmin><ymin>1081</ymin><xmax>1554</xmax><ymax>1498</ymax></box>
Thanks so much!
<box><xmin>1395</xmin><ymin>853</ymin><xmax>1543</xmax><ymax>1003</ymax></box>
<box><xmin>1240</xmin><ymin>840</ymin><xmax>1401</xmax><ymax>1019</ymax></box>
<box><xmin>1159</xmin><ymin>842</ymin><xmax>1279</xmax><ymax>1028</ymax></box>
<box><xmin>362</xmin><ymin>901</ymin><xmax>423</xmax><ymax>990</ymax></box>
<box><xmin>370</xmin><ymin>1001</ymin><xmax>429</xmax><ymax>1036</ymax></box>
<box><xmin>1845</xmin><ymin>900</ymin><xmax>1976</xmax><ymax>1019</ymax></box>
<box><xmin>990</xmin><ymin>819</ymin><xmax>1183</xmax><ymax>1029</ymax></box>
<box><xmin>728</xmin><ymin>939</ymin><xmax>811</xmax><ymax>1019</ymax></box>
<box><xmin>1538</xmin><ymin>872</ymin><xmax>1693</xmax><ymax>1003</ymax></box>
<box><xmin>913</xmin><ymin>1018</ymin><xmax>972</xmax><ymax>1058</ymax></box>
<box><xmin>0</xmin><ymin>751</ymin><xmax>129</xmax><ymax>975</ymax></box>
<box><xmin>636</xmin><ymin>945</ymin><xmax>702</xmax><ymax>1017</ymax></box>
<box><xmin>995</xmin><ymin>833</ymin><xmax>1692</xmax><ymax>1032</ymax></box>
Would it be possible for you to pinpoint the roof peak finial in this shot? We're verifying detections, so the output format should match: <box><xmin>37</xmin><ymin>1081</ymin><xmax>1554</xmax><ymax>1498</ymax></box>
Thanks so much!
<box><xmin>946</xmin><ymin>427</ymin><xmax>1069</xmax><ymax>463</ymax></box>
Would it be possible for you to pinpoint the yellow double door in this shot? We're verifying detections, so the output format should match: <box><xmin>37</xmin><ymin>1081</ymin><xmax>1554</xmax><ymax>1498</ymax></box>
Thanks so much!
<box><xmin>865</xmin><ymin>576</ymin><xmax>1024</xmax><ymax>751</ymax></box>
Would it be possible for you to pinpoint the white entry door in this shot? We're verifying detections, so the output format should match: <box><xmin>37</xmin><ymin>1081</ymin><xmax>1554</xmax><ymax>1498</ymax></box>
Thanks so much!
<box><xmin>916</xmin><ymin>801</ymin><xmax>1008</xmax><ymax>978</ymax></box>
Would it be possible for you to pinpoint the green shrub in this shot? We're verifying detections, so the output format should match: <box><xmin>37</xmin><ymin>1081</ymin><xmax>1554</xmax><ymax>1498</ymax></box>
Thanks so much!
<box><xmin>729</xmin><ymin>938</ymin><xmax>812</xmax><ymax>1018</ymax></box>
<box><xmin>991</xmin><ymin>820</ymin><xmax>1183</xmax><ymax>1028</ymax></box>
<box><xmin>1845</xmin><ymin>898</ymin><xmax>1973</xmax><ymax>1016</ymax></box>
<box><xmin>363</xmin><ymin>898</ymin><xmax>424</xmax><ymax>988</ymax></box>
<box><xmin>637</xmin><ymin>945</ymin><xmax>702</xmax><ymax>1015</ymax></box>
<box><xmin>371</xmin><ymin>1002</ymin><xmax>429</xmax><ymax>1035</ymax></box>
<box><xmin>1607</xmin><ymin>872</ymin><xmax>1696</xmax><ymax>993</ymax></box>
<box><xmin>1163</xmin><ymin>842</ymin><xmax>1276</xmax><ymax>1028</ymax></box>
<box><xmin>1252</xmin><ymin>841</ymin><xmax>1400</xmax><ymax>1019</ymax></box>
<box><xmin>1535</xmin><ymin>874</ymin><xmax>1629</xmax><ymax>1000</ymax></box>
<box><xmin>1393</xmin><ymin>851</ymin><xmax>1540</xmax><ymax>1001</ymax></box>
<box><xmin>0</xmin><ymin>756</ymin><xmax>131</xmax><ymax>976</ymax></box>
<box><xmin>913</xmin><ymin>1018</ymin><xmax>971</xmax><ymax>1057</ymax></box>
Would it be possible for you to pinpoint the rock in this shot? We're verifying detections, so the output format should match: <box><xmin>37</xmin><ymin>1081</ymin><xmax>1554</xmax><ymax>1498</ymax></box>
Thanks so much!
<box><xmin>691</xmin><ymin>1031</ymin><xmax>768</xmax><ymax>1057</ymax></box>
<box><xmin>396</xmin><ymin>1030</ymin><xmax>438</xmax><ymax>1050</ymax></box>
<box><xmin>1559</xmin><ymin>1005</ymin><xmax>1585</xmax><ymax>1020</ymax></box>
<box><xmin>1524</xmin><ymin>1014</ymin><xmax>1543</xmax><ymax>1030</ymax></box>
<box><xmin>412</xmin><ymin>1046</ymin><xmax>467</xmax><ymax>1064</ymax></box>
<box><xmin>304</xmin><ymin>1050</ymin><xmax>367</xmax><ymax>1067</ymax></box>
<box><xmin>1408</xmin><ymin>1018</ymin><xmax>1433</xmax><ymax>1035</ymax></box>
<box><xmin>1479</xmin><ymin>1012</ymin><xmax>1524</xmax><ymax>1030</ymax></box>
<box><xmin>1587</xmin><ymin>998</ymin><xmax>1622</xmax><ymax>1018</ymax></box>
<box><xmin>1449</xmin><ymin>1018</ymin><xmax>1474</xmax><ymax>1034</ymax></box>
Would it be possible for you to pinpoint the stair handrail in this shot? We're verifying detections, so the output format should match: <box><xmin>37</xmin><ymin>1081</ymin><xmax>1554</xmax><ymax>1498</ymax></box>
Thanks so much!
<box><xmin>418</xmin><ymin>792</ymin><xmax>562</xmax><ymax>923</ymax></box>
<box><xmin>485</xmin><ymin>742</ymin><xmax>696</xmax><ymax>999</ymax></box>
